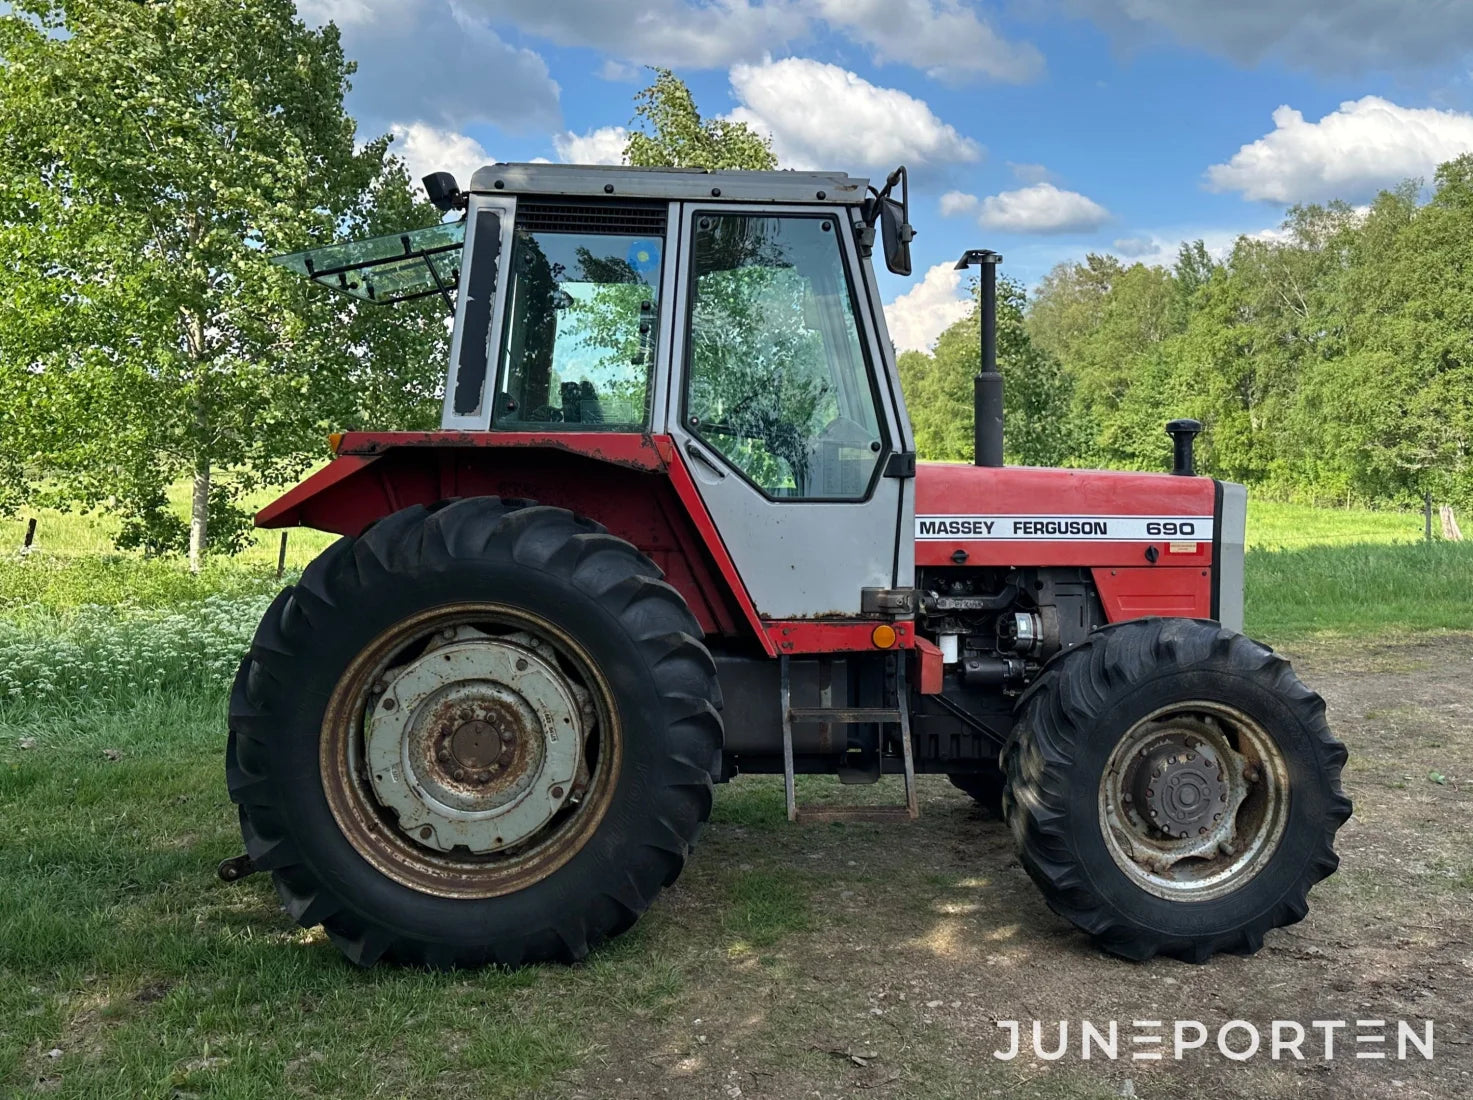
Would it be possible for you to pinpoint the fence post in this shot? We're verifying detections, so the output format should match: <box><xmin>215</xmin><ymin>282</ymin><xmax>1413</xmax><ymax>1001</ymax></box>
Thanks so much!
<box><xmin>276</xmin><ymin>531</ymin><xmax>289</xmax><ymax>580</ymax></box>
<box><xmin>1425</xmin><ymin>492</ymin><xmax>1434</xmax><ymax>543</ymax></box>
<box><xmin>22</xmin><ymin>517</ymin><xmax>36</xmax><ymax>551</ymax></box>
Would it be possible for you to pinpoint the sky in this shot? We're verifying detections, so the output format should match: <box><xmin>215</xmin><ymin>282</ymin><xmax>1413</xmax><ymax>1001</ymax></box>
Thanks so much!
<box><xmin>297</xmin><ymin>0</ymin><xmax>1473</xmax><ymax>355</ymax></box>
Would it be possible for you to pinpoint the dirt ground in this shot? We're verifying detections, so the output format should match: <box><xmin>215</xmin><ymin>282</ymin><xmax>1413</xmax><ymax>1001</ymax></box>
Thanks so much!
<box><xmin>561</xmin><ymin>634</ymin><xmax>1473</xmax><ymax>1100</ymax></box>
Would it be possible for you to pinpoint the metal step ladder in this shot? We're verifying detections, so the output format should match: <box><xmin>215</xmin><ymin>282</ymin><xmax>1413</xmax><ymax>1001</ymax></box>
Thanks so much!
<box><xmin>780</xmin><ymin>655</ymin><xmax>918</xmax><ymax>823</ymax></box>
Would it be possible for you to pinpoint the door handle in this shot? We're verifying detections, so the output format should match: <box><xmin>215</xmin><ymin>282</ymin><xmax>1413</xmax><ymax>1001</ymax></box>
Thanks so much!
<box><xmin>684</xmin><ymin>442</ymin><xmax>726</xmax><ymax>479</ymax></box>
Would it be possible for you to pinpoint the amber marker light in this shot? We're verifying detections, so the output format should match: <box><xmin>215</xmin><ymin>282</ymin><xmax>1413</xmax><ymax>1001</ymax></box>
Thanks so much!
<box><xmin>328</xmin><ymin>432</ymin><xmax>344</xmax><ymax>454</ymax></box>
<box><xmin>872</xmin><ymin>624</ymin><xmax>898</xmax><ymax>649</ymax></box>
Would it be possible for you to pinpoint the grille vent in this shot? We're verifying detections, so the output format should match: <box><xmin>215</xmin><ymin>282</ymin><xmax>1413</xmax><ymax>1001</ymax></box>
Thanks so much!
<box><xmin>516</xmin><ymin>200</ymin><xmax>667</xmax><ymax>236</ymax></box>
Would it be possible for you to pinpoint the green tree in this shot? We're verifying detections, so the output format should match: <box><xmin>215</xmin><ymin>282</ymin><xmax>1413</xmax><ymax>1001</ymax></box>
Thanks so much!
<box><xmin>625</xmin><ymin>69</ymin><xmax>776</xmax><ymax>170</ymax></box>
<box><xmin>1325</xmin><ymin>162</ymin><xmax>1473</xmax><ymax>506</ymax></box>
<box><xmin>0</xmin><ymin>0</ymin><xmax>448</xmax><ymax>569</ymax></box>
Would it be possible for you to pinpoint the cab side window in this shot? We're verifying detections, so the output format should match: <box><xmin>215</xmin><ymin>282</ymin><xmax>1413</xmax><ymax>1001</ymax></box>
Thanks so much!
<box><xmin>685</xmin><ymin>214</ymin><xmax>884</xmax><ymax>499</ymax></box>
<box><xmin>494</xmin><ymin>204</ymin><xmax>664</xmax><ymax>429</ymax></box>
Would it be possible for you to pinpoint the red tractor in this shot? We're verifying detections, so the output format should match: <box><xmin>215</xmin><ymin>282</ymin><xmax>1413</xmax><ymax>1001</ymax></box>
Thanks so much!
<box><xmin>222</xmin><ymin>163</ymin><xmax>1351</xmax><ymax>969</ymax></box>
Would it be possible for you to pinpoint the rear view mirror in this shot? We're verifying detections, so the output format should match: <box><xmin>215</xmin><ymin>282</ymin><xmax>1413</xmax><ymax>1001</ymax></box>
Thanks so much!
<box><xmin>880</xmin><ymin>197</ymin><xmax>913</xmax><ymax>277</ymax></box>
<box><xmin>876</xmin><ymin>167</ymin><xmax>915</xmax><ymax>277</ymax></box>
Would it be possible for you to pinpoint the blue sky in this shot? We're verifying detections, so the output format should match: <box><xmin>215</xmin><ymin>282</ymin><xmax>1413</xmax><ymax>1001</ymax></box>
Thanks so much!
<box><xmin>300</xmin><ymin>1</ymin><xmax>1473</xmax><ymax>352</ymax></box>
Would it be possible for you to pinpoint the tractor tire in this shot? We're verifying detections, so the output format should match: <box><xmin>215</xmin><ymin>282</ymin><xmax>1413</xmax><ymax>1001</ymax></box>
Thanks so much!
<box><xmin>1001</xmin><ymin>617</ymin><xmax>1351</xmax><ymax>963</ymax></box>
<box><xmin>947</xmin><ymin>767</ymin><xmax>1006</xmax><ymax>818</ymax></box>
<box><xmin>226</xmin><ymin>498</ymin><xmax>723</xmax><ymax>969</ymax></box>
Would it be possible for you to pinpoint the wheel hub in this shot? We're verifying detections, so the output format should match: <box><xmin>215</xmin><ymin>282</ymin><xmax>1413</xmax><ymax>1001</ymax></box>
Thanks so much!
<box><xmin>1132</xmin><ymin>738</ymin><xmax>1229</xmax><ymax>839</ymax></box>
<box><xmin>448</xmin><ymin>720</ymin><xmax>505</xmax><ymax>772</ymax></box>
<box><xmin>366</xmin><ymin>635</ymin><xmax>582</xmax><ymax>855</ymax></box>
<box><xmin>1099</xmin><ymin>705</ymin><xmax>1289</xmax><ymax>901</ymax></box>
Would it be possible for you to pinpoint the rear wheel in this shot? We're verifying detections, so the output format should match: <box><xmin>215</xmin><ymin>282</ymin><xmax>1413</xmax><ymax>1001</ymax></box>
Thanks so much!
<box><xmin>1002</xmin><ymin>617</ymin><xmax>1351</xmax><ymax>962</ymax></box>
<box><xmin>227</xmin><ymin>498</ymin><xmax>722</xmax><ymax>968</ymax></box>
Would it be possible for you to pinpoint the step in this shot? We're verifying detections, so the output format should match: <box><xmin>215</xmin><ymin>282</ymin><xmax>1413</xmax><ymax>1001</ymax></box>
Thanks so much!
<box><xmin>780</xmin><ymin>655</ymin><xmax>918</xmax><ymax>823</ymax></box>
<box><xmin>786</xmin><ymin>706</ymin><xmax>902</xmax><ymax>724</ymax></box>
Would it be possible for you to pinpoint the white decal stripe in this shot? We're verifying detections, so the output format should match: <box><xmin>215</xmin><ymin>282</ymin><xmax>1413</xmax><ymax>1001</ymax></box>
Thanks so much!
<box><xmin>915</xmin><ymin>515</ymin><xmax>1215</xmax><ymax>541</ymax></box>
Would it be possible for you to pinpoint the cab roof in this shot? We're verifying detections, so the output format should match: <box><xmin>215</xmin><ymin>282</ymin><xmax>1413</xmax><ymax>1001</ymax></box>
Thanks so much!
<box><xmin>466</xmin><ymin>163</ymin><xmax>871</xmax><ymax>206</ymax></box>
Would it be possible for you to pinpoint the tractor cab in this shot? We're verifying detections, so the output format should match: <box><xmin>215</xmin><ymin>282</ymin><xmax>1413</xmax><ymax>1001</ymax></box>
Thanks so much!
<box><xmin>277</xmin><ymin>163</ymin><xmax>923</xmax><ymax>623</ymax></box>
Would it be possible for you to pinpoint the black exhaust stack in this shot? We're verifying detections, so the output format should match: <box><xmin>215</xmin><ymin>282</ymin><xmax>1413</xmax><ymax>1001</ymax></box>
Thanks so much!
<box><xmin>1166</xmin><ymin>418</ymin><xmax>1203</xmax><ymax>476</ymax></box>
<box><xmin>956</xmin><ymin>249</ymin><xmax>1005</xmax><ymax>467</ymax></box>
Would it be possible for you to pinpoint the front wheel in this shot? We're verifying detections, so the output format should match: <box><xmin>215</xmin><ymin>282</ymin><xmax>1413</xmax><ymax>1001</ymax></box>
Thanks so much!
<box><xmin>1002</xmin><ymin>618</ymin><xmax>1351</xmax><ymax>962</ymax></box>
<box><xmin>226</xmin><ymin>498</ymin><xmax>723</xmax><ymax>968</ymax></box>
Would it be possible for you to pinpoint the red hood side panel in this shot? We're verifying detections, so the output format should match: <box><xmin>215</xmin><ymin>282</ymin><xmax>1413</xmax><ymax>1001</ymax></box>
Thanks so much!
<box><xmin>913</xmin><ymin>463</ymin><xmax>1217</xmax><ymax>568</ymax></box>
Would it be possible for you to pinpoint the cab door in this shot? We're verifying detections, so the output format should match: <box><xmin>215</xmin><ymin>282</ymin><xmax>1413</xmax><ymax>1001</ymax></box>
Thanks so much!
<box><xmin>665</xmin><ymin>203</ymin><xmax>913</xmax><ymax>619</ymax></box>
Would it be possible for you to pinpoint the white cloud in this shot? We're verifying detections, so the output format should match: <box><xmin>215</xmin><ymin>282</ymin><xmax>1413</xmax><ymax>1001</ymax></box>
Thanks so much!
<box><xmin>811</xmin><ymin>0</ymin><xmax>1042</xmax><ymax>83</ymax></box>
<box><xmin>305</xmin><ymin>1</ymin><xmax>1043</xmax><ymax>108</ymax></box>
<box><xmin>1067</xmin><ymin>1</ymin><xmax>1473</xmax><ymax>75</ymax></box>
<box><xmin>1006</xmin><ymin>161</ymin><xmax>1054</xmax><ymax>185</ymax></box>
<box><xmin>977</xmin><ymin>182</ymin><xmax>1110</xmax><ymax>234</ymax></box>
<box><xmin>884</xmin><ymin>262</ymin><xmax>971</xmax><ymax>354</ymax></box>
<box><xmin>553</xmin><ymin>126</ymin><xmax>630</xmax><ymax>165</ymax></box>
<box><xmin>298</xmin><ymin>0</ymin><xmax>560</xmax><ymax>133</ymax></box>
<box><xmin>389</xmin><ymin>123</ymin><xmax>493</xmax><ymax>189</ymax></box>
<box><xmin>940</xmin><ymin>190</ymin><xmax>979</xmax><ymax>217</ymax></box>
<box><xmin>470</xmin><ymin>0</ymin><xmax>809</xmax><ymax>69</ymax></box>
<box><xmin>1206</xmin><ymin>96</ymin><xmax>1473</xmax><ymax>204</ymax></box>
<box><xmin>1111</xmin><ymin>235</ymin><xmax>1157</xmax><ymax>258</ymax></box>
<box><xmin>726</xmin><ymin>58</ymin><xmax>982</xmax><ymax>170</ymax></box>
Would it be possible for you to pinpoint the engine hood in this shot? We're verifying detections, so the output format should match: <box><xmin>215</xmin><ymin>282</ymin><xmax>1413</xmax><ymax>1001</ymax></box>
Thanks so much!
<box><xmin>912</xmin><ymin>462</ymin><xmax>1218</xmax><ymax>569</ymax></box>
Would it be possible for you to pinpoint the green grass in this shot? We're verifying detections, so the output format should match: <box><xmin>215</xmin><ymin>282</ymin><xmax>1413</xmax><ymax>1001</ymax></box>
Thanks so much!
<box><xmin>1245</xmin><ymin>498</ymin><xmax>1427</xmax><ymax>550</ymax></box>
<box><xmin>1245</xmin><ymin>541</ymin><xmax>1473</xmax><ymax>641</ymax></box>
<box><xmin>0</xmin><ymin>480</ymin><xmax>335</xmax><ymax>616</ymax></box>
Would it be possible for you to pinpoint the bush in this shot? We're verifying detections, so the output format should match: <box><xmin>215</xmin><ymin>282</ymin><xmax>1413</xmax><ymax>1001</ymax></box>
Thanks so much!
<box><xmin>0</xmin><ymin>589</ymin><xmax>275</xmax><ymax>712</ymax></box>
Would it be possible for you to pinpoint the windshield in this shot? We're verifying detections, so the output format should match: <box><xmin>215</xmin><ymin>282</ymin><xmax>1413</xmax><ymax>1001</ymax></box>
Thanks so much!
<box><xmin>271</xmin><ymin>221</ymin><xmax>465</xmax><ymax>306</ymax></box>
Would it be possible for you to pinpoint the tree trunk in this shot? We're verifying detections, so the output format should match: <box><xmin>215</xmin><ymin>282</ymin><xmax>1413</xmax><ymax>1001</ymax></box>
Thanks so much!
<box><xmin>189</xmin><ymin>452</ymin><xmax>210</xmax><ymax>574</ymax></box>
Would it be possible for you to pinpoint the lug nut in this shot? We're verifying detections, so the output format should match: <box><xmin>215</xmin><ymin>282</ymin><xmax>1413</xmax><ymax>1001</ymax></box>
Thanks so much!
<box><xmin>515</xmin><ymin>658</ymin><xmax>528</xmax><ymax>672</ymax></box>
<box><xmin>419</xmin><ymin>826</ymin><xmax>432</xmax><ymax>840</ymax></box>
<box><xmin>381</xmin><ymin>697</ymin><xmax>396</xmax><ymax>711</ymax></box>
<box><xmin>501</xmin><ymin>730</ymin><xmax>515</xmax><ymax>743</ymax></box>
<box><xmin>453</xmin><ymin>768</ymin><xmax>466</xmax><ymax>781</ymax></box>
<box><xmin>551</xmin><ymin>785</ymin><xmax>565</xmax><ymax>799</ymax></box>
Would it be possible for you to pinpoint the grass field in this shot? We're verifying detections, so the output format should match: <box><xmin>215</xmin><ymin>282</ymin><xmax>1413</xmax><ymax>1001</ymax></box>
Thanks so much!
<box><xmin>1</xmin><ymin>493</ymin><xmax>1470</xmax><ymax>1096</ymax></box>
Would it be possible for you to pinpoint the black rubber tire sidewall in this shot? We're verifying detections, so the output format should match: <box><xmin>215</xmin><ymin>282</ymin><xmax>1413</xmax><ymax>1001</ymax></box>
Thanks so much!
<box><xmin>1052</xmin><ymin>664</ymin><xmax>1337</xmax><ymax>943</ymax></box>
<box><xmin>1003</xmin><ymin>618</ymin><xmax>1350</xmax><ymax>961</ymax></box>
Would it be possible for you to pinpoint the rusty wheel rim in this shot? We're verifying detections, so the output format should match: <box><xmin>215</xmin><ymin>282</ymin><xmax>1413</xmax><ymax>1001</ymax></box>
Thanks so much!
<box><xmin>1098</xmin><ymin>701</ymin><xmax>1290</xmax><ymax>901</ymax></box>
<box><xmin>320</xmin><ymin>603</ymin><xmax>621</xmax><ymax>900</ymax></box>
